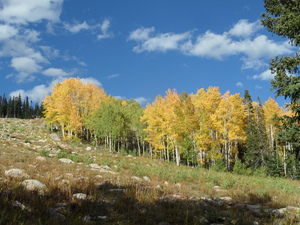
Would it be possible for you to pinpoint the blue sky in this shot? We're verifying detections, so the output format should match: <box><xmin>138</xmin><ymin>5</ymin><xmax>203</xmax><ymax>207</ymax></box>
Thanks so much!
<box><xmin>0</xmin><ymin>0</ymin><xmax>295</xmax><ymax>107</ymax></box>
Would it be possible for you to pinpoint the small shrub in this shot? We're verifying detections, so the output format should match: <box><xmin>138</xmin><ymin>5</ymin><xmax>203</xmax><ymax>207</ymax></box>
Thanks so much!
<box><xmin>39</xmin><ymin>150</ymin><xmax>49</xmax><ymax>157</ymax></box>
<box><xmin>232</xmin><ymin>159</ymin><xmax>251</xmax><ymax>175</ymax></box>
<box><xmin>210</xmin><ymin>159</ymin><xmax>227</xmax><ymax>172</ymax></box>
<box><xmin>253</xmin><ymin>166</ymin><xmax>267</xmax><ymax>177</ymax></box>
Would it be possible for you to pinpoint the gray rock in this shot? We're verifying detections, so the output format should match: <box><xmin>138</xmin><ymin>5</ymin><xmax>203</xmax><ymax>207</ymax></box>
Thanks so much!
<box><xmin>50</xmin><ymin>133</ymin><xmax>61</xmax><ymax>141</ymax></box>
<box><xmin>100</xmin><ymin>165</ymin><xmax>111</xmax><ymax>170</ymax></box>
<box><xmin>21</xmin><ymin>179</ymin><xmax>47</xmax><ymax>191</ymax></box>
<box><xmin>131</xmin><ymin>176</ymin><xmax>141</xmax><ymax>181</ymax></box>
<box><xmin>73</xmin><ymin>193</ymin><xmax>87</xmax><ymax>200</ymax></box>
<box><xmin>59</xmin><ymin>158</ymin><xmax>74</xmax><ymax>164</ymax></box>
<box><xmin>143</xmin><ymin>176</ymin><xmax>151</xmax><ymax>182</ymax></box>
<box><xmin>35</xmin><ymin>156</ymin><xmax>46</xmax><ymax>161</ymax></box>
<box><xmin>89</xmin><ymin>163</ymin><xmax>101</xmax><ymax>169</ymax></box>
<box><xmin>48</xmin><ymin>208</ymin><xmax>66</xmax><ymax>221</ymax></box>
<box><xmin>5</xmin><ymin>169</ymin><xmax>29</xmax><ymax>178</ymax></box>
<box><xmin>12</xmin><ymin>200</ymin><xmax>31</xmax><ymax>212</ymax></box>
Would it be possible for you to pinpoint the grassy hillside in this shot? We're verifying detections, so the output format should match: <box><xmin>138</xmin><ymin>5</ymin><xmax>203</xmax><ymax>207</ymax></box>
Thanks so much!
<box><xmin>0</xmin><ymin>118</ymin><xmax>300</xmax><ymax>225</ymax></box>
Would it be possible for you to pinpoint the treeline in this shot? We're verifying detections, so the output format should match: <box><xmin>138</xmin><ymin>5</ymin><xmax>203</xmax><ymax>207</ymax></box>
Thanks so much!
<box><xmin>42</xmin><ymin>78</ymin><xmax>299</xmax><ymax>179</ymax></box>
<box><xmin>0</xmin><ymin>94</ymin><xmax>43</xmax><ymax>119</ymax></box>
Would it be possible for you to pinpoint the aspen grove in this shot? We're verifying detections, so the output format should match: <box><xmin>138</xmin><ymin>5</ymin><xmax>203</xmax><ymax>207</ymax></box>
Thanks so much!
<box><xmin>42</xmin><ymin>77</ymin><xmax>298</xmax><ymax>177</ymax></box>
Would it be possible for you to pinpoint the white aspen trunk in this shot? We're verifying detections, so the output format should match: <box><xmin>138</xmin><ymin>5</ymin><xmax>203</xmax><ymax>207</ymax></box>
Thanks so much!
<box><xmin>136</xmin><ymin>133</ymin><xmax>141</xmax><ymax>156</ymax></box>
<box><xmin>61</xmin><ymin>124</ymin><xmax>65</xmax><ymax>139</ymax></box>
<box><xmin>283</xmin><ymin>145</ymin><xmax>287</xmax><ymax>177</ymax></box>
<box><xmin>150</xmin><ymin>143</ymin><xmax>153</xmax><ymax>159</ymax></box>
<box><xmin>175</xmin><ymin>145</ymin><xmax>180</xmax><ymax>166</ymax></box>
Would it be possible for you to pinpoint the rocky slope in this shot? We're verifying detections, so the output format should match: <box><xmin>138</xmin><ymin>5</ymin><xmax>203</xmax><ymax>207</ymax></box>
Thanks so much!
<box><xmin>0</xmin><ymin>118</ymin><xmax>300</xmax><ymax>225</ymax></box>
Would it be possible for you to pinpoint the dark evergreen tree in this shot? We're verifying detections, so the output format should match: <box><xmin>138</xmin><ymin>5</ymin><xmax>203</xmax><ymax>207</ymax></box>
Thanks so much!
<box><xmin>1</xmin><ymin>94</ymin><xmax>7</xmax><ymax>118</ymax></box>
<box><xmin>23</xmin><ymin>96</ymin><xmax>31</xmax><ymax>119</ymax></box>
<box><xmin>243</xmin><ymin>91</ymin><xmax>268</xmax><ymax>170</ymax></box>
<box><xmin>15</xmin><ymin>94</ymin><xmax>22</xmax><ymax>118</ymax></box>
<box><xmin>7</xmin><ymin>97</ymin><xmax>13</xmax><ymax>118</ymax></box>
<box><xmin>261</xmin><ymin>0</ymin><xmax>300</xmax><ymax>161</ymax></box>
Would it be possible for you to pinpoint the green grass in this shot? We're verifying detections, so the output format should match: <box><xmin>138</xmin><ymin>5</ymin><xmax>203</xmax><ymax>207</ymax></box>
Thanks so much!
<box><xmin>1</xmin><ymin>118</ymin><xmax>300</xmax><ymax>224</ymax></box>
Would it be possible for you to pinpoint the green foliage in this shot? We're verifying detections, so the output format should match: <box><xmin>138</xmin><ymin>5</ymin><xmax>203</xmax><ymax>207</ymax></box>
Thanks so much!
<box><xmin>266</xmin><ymin>154</ymin><xmax>284</xmax><ymax>177</ymax></box>
<box><xmin>39</xmin><ymin>149</ymin><xmax>49</xmax><ymax>157</ymax></box>
<box><xmin>261</xmin><ymin>0</ymin><xmax>300</xmax><ymax>150</ymax></box>
<box><xmin>253</xmin><ymin>166</ymin><xmax>267</xmax><ymax>177</ymax></box>
<box><xmin>232</xmin><ymin>159</ymin><xmax>251</xmax><ymax>175</ymax></box>
<box><xmin>210</xmin><ymin>159</ymin><xmax>227</xmax><ymax>172</ymax></box>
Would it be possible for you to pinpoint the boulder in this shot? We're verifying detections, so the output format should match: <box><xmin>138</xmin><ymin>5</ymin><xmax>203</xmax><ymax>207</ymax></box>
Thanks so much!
<box><xmin>59</xmin><ymin>158</ymin><xmax>74</xmax><ymax>164</ymax></box>
<box><xmin>5</xmin><ymin>169</ymin><xmax>29</xmax><ymax>178</ymax></box>
<box><xmin>50</xmin><ymin>133</ymin><xmax>61</xmax><ymax>141</ymax></box>
<box><xmin>21</xmin><ymin>179</ymin><xmax>47</xmax><ymax>191</ymax></box>
<box><xmin>73</xmin><ymin>193</ymin><xmax>87</xmax><ymax>200</ymax></box>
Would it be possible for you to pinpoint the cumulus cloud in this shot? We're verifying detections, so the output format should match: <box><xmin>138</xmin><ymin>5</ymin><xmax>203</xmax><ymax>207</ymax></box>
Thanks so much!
<box><xmin>228</xmin><ymin>19</ymin><xmax>261</xmax><ymax>38</ymax></box>
<box><xmin>107</xmin><ymin>74</ymin><xmax>119</xmax><ymax>79</ymax></box>
<box><xmin>64</xmin><ymin>19</ymin><xmax>112</xmax><ymax>40</ymax></box>
<box><xmin>129</xmin><ymin>19</ymin><xmax>293</xmax><ymax>61</ymax></box>
<box><xmin>80</xmin><ymin>77</ymin><xmax>102</xmax><ymax>86</ymax></box>
<box><xmin>64</xmin><ymin>21</ymin><xmax>91</xmax><ymax>33</ymax></box>
<box><xmin>134</xmin><ymin>97</ymin><xmax>149</xmax><ymax>106</ymax></box>
<box><xmin>181</xmin><ymin>31</ymin><xmax>238</xmax><ymax>59</ymax></box>
<box><xmin>241</xmin><ymin>58</ymin><xmax>268</xmax><ymax>70</ymax></box>
<box><xmin>128</xmin><ymin>27</ymin><xmax>191</xmax><ymax>53</ymax></box>
<box><xmin>97</xmin><ymin>19</ymin><xmax>112</xmax><ymax>40</ymax></box>
<box><xmin>42</xmin><ymin>68</ymin><xmax>69</xmax><ymax>77</ymax></box>
<box><xmin>11</xmin><ymin>57</ymin><xmax>41</xmax><ymax>73</ymax></box>
<box><xmin>252</xmin><ymin>69</ymin><xmax>274</xmax><ymax>80</ymax></box>
<box><xmin>0</xmin><ymin>24</ymin><xmax>18</xmax><ymax>41</ymax></box>
<box><xmin>40</xmin><ymin>46</ymin><xmax>60</xmax><ymax>59</ymax></box>
<box><xmin>9</xmin><ymin>76</ymin><xmax>101</xmax><ymax>103</ymax></box>
<box><xmin>10</xmin><ymin>84</ymin><xmax>50</xmax><ymax>102</ymax></box>
<box><xmin>236</xmin><ymin>82</ymin><xmax>243</xmax><ymax>88</ymax></box>
<box><xmin>0</xmin><ymin>0</ymin><xmax>63</xmax><ymax>24</ymax></box>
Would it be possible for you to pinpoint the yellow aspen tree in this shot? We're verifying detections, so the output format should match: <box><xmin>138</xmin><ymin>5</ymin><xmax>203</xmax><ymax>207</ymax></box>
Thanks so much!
<box><xmin>214</xmin><ymin>91</ymin><xmax>246</xmax><ymax>170</ymax></box>
<box><xmin>191</xmin><ymin>87</ymin><xmax>221</xmax><ymax>167</ymax></box>
<box><xmin>43</xmin><ymin>77</ymin><xmax>107</xmax><ymax>140</ymax></box>
<box><xmin>263</xmin><ymin>98</ymin><xmax>283</xmax><ymax>151</ymax></box>
<box><xmin>164</xmin><ymin>89</ymin><xmax>181</xmax><ymax>166</ymax></box>
<box><xmin>141</xmin><ymin>95</ymin><xmax>166</xmax><ymax>158</ymax></box>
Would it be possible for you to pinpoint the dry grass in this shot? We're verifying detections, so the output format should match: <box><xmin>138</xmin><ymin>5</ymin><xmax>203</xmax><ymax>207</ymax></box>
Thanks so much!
<box><xmin>0</xmin><ymin>118</ymin><xmax>300</xmax><ymax>224</ymax></box>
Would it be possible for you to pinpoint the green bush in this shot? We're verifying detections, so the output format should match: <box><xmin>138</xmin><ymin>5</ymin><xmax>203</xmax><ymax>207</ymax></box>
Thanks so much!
<box><xmin>210</xmin><ymin>159</ymin><xmax>227</xmax><ymax>172</ymax></box>
<box><xmin>232</xmin><ymin>159</ymin><xmax>251</xmax><ymax>175</ymax></box>
<box><xmin>39</xmin><ymin>149</ymin><xmax>49</xmax><ymax>157</ymax></box>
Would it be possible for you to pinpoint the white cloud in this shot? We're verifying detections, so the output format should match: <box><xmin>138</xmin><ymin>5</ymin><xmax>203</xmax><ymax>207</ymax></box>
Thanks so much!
<box><xmin>252</xmin><ymin>69</ymin><xmax>274</xmax><ymax>80</ymax></box>
<box><xmin>134</xmin><ymin>97</ymin><xmax>149</xmax><ymax>106</ymax></box>
<box><xmin>236</xmin><ymin>82</ymin><xmax>243</xmax><ymax>88</ymax></box>
<box><xmin>128</xmin><ymin>27</ymin><xmax>191</xmax><ymax>53</ymax></box>
<box><xmin>42</xmin><ymin>68</ymin><xmax>69</xmax><ymax>77</ymax></box>
<box><xmin>0</xmin><ymin>39</ymin><xmax>48</xmax><ymax>63</ymax></box>
<box><xmin>0</xmin><ymin>24</ymin><xmax>18</xmax><ymax>41</ymax></box>
<box><xmin>128</xmin><ymin>27</ymin><xmax>155</xmax><ymax>41</ymax></box>
<box><xmin>64</xmin><ymin>19</ymin><xmax>112</xmax><ymax>40</ymax></box>
<box><xmin>0</xmin><ymin>0</ymin><xmax>63</xmax><ymax>24</ymax></box>
<box><xmin>182</xmin><ymin>31</ymin><xmax>238</xmax><ymax>59</ymax></box>
<box><xmin>97</xmin><ymin>19</ymin><xmax>112</xmax><ymax>40</ymax></box>
<box><xmin>107</xmin><ymin>74</ymin><xmax>119</xmax><ymax>79</ymax></box>
<box><xmin>129</xmin><ymin>19</ymin><xmax>293</xmax><ymax>61</ymax></box>
<box><xmin>228</xmin><ymin>19</ymin><xmax>261</xmax><ymax>38</ymax></box>
<box><xmin>241</xmin><ymin>58</ymin><xmax>268</xmax><ymax>70</ymax></box>
<box><xmin>237</xmin><ymin>35</ymin><xmax>292</xmax><ymax>59</ymax></box>
<box><xmin>40</xmin><ymin>46</ymin><xmax>60</xmax><ymax>59</ymax></box>
<box><xmin>9</xmin><ymin>77</ymin><xmax>67</xmax><ymax>102</ymax></box>
<box><xmin>80</xmin><ymin>77</ymin><xmax>102</xmax><ymax>87</ymax></box>
<box><xmin>11</xmin><ymin>57</ymin><xmax>41</xmax><ymax>73</ymax></box>
<box><xmin>10</xmin><ymin>84</ymin><xmax>48</xmax><ymax>102</ymax></box>
<box><xmin>64</xmin><ymin>21</ymin><xmax>90</xmax><ymax>33</ymax></box>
